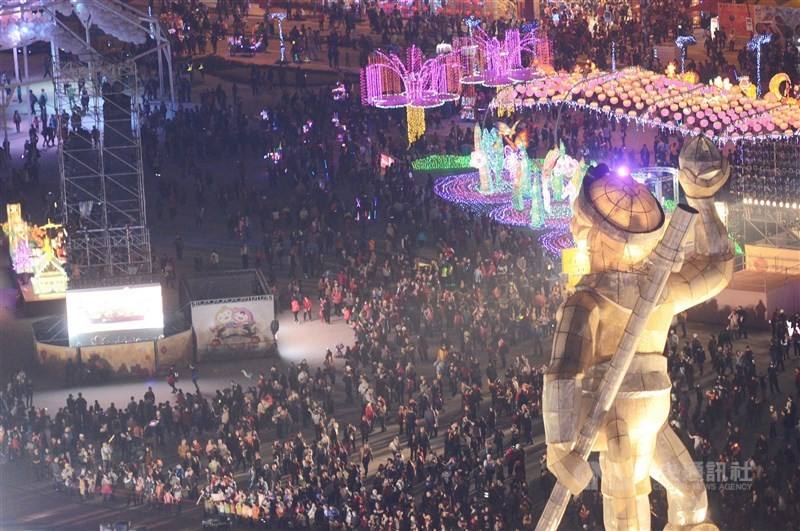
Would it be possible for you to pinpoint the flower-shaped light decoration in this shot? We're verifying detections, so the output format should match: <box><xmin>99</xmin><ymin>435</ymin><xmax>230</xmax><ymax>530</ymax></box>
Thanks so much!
<box><xmin>457</xmin><ymin>26</ymin><xmax>548</xmax><ymax>87</ymax></box>
<box><xmin>363</xmin><ymin>46</ymin><xmax>460</xmax><ymax>143</ymax></box>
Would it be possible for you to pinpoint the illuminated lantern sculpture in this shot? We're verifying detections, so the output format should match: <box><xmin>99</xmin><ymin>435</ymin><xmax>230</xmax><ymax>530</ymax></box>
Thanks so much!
<box><xmin>362</xmin><ymin>46</ymin><xmax>460</xmax><ymax>144</ymax></box>
<box><xmin>538</xmin><ymin>138</ymin><xmax>733</xmax><ymax>531</ymax></box>
<box><xmin>456</xmin><ymin>26</ymin><xmax>549</xmax><ymax>87</ymax></box>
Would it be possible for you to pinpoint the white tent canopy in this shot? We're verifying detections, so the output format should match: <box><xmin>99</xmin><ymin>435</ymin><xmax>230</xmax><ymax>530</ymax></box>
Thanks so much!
<box><xmin>0</xmin><ymin>0</ymin><xmax>153</xmax><ymax>51</ymax></box>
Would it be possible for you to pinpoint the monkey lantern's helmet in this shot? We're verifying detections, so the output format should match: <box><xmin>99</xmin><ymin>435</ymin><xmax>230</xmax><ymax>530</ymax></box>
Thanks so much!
<box><xmin>570</xmin><ymin>164</ymin><xmax>665</xmax><ymax>272</ymax></box>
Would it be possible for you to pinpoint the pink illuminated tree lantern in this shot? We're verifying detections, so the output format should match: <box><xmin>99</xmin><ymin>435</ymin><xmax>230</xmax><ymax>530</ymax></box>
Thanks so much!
<box><xmin>456</xmin><ymin>26</ymin><xmax>548</xmax><ymax>87</ymax></box>
<box><xmin>363</xmin><ymin>46</ymin><xmax>460</xmax><ymax>109</ymax></box>
<box><xmin>363</xmin><ymin>46</ymin><xmax>461</xmax><ymax>144</ymax></box>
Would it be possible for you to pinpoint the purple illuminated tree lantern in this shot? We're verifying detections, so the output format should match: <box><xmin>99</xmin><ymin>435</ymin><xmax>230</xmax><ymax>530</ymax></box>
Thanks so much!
<box><xmin>363</xmin><ymin>46</ymin><xmax>460</xmax><ymax>109</ymax></box>
<box><xmin>362</xmin><ymin>46</ymin><xmax>460</xmax><ymax>143</ymax></box>
<box><xmin>457</xmin><ymin>27</ymin><xmax>546</xmax><ymax>87</ymax></box>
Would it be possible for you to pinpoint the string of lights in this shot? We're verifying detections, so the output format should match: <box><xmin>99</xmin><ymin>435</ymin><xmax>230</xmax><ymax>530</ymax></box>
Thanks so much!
<box><xmin>747</xmin><ymin>33</ymin><xmax>773</xmax><ymax>99</ymax></box>
<box><xmin>411</xmin><ymin>154</ymin><xmax>472</xmax><ymax>172</ymax></box>
<box><xmin>406</xmin><ymin>106</ymin><xmax>426</xmax><ymax>145</ymax></box>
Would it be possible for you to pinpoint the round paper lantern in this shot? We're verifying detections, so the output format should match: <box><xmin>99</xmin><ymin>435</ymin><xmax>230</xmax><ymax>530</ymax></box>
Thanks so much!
<box><xmin>713</xmin><ymin>121</ymin><xmax>722</xmax><ymax>130</ymax></box>
<box><xmin>700</xmin><ymin>119</ymin><xmax>709</xmax><ymax>128</ymax></box>
<box><xmin>674</xmin><ymin>113</ymin><xmax>682</xmax><ymax>121</ymax></box>
<box><xmin>610</xmin><ymin>97</ymin><xmax>619</xmax><ymax>105</ymax></box>
<box><xmin>687</xmin><ymin>116</ymin><xmax>696</xmax><ymax>125</ymax></box>
<box><xmin>660</xmin><ymin>108</ymin><xmax>670</xmax><ymax>117</ymax></box>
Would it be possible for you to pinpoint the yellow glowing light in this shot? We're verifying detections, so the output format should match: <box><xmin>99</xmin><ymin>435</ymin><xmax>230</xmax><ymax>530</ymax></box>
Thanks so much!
<box><xmin>769</xmin><ymin>72</ymin><xmax>792</xmax><ymax>101</ymax></box>
<box><xmin>407</xmin><ymin>106</ymin><xmax>425</xmax><ymax>145</ymax></box>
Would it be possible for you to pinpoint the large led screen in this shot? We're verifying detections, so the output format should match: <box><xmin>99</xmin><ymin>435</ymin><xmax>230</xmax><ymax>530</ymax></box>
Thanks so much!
<box><xmin>66</xmin><ymin>284</ymin><xmax>164</xmax><ymax>345</ymax></box>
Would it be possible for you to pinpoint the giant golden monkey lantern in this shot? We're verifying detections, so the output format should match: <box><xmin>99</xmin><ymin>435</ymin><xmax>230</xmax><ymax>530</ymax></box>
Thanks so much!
<box><xmin>538</xmin><ymin>136</ymin><xmax>733</xmax><ymax>531</ymax></box>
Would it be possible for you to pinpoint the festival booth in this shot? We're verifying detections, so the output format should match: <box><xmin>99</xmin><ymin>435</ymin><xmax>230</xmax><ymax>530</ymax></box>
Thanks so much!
<box><xmin>181</xmin><ymin>270</ymin><xmax>276</xmax><ymax>362</ymax></box>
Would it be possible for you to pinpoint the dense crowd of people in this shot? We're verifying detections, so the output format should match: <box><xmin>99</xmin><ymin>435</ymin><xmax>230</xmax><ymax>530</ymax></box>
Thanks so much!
<box><xmin>2</xmin><ymin>2</ymin><xmax>800</xmax><ymax>530</ymax></box>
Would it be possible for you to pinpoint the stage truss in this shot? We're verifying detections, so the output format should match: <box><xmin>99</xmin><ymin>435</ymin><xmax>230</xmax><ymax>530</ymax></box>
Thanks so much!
<box><xmin>55</xmin><ymin>57</ymin><xmax>152</xmax><ymax>276</ymax></box>
<box><xmin>1</xmin><ymin>0</ymin><xmax>176</xmax><ymax>280</ymax></box>
<box><xmin>731</xmin><ymin>140</ymin><xmax>800</xmax><ymax>251</ymax></box>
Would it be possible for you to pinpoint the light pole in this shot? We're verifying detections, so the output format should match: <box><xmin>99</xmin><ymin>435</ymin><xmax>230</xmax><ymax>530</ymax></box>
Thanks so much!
<box><xmin>611</xmin><ymin>41</ymin><xmax>616</xmax><ymax>72</ymax></box>
<box><xmin>270</xmin><ymin>13</ymin><xmax>288</xmax><ymax>64</ymax></box>
<box><xmin>748</xmin><ymin>33</ymin><xmax>773</xmax><ymax>98</ymax></box>
<box><xmin>675</xmin><ymin>35</ymin><xmax>696</xmax><ymax>74</ymax></box>
<box><xmin>0</xmin><ymin>85</ymin><xmax>8</xmax><ymax>152</ymax></box>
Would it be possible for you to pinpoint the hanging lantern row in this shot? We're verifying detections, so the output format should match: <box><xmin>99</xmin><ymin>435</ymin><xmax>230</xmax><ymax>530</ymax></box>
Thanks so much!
<box><xmin>491</xmin><ymin>67</ymin><xmax>800</xmax><ymax>143</ymax></box>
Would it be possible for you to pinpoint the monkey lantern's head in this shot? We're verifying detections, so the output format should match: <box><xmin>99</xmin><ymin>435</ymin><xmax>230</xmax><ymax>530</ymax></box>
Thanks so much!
<box><xmin>570</xmin><ymin>164</ymin><xmax>665</xmax><ymax>273</ymax></box>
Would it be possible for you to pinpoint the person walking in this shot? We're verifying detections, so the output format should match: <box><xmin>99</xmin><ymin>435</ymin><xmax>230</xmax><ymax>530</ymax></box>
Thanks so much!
<box><xmin>302</xmin><ymin>295</ymin><xmax>312</xmax><ymax>322</ymax></box>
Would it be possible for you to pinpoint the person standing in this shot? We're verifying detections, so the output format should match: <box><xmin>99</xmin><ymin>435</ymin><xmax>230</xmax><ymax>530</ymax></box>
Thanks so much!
<box><xmin>28</xmin><ymin>89</ymin><xmax>36</xmax><ymax>115</ymax></box>
<box><xmin>241</xmin><ymin>243</ymin><xmax>249</xmax><ymax>269</ymax></box>
<box><xmin>174</xmin><ymin>234</ymin><xmax>184</xmax><ymax>261</ymax></box>
<box><xmin>189</xmin><ymin>363</ymin><xmax>200</xmax><ymax>394</ymax></box>
<box><xmin>167</xmin><ymin>365</ymin><xmax>178</xmax><ymax>393</ymax></box>
<box><xmin>43</xmin><ymin>55</ymin><xmax>52</xmax><ymax>78</ymax></box>
<box><xmin>38</xmin><ymin>89</ymin><xmax>47</xmax><ymax>120</ymax></box>
<box><xmin>302</xmin><ymin>295</ymin><xmax>312</xmax><ymax>322</ymax></box>
<box><xmin>291</xmin><ymin>296</ymin><xmax>301</xmax><ymax>323</ymax></box>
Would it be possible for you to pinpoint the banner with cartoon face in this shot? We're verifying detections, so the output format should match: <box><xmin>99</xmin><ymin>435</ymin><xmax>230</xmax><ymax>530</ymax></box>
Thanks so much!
<box><xmin>191</xmin><ymin>297</ymin><xmax>275</xmax><ymax>360</ymax></box>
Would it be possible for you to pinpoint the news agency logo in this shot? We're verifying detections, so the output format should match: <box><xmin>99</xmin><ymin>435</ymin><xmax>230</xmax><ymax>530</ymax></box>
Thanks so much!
<box><xmin>582</xmin><ymin>461</ymin><xmax>753</xmax><ymax>491</ymax></box>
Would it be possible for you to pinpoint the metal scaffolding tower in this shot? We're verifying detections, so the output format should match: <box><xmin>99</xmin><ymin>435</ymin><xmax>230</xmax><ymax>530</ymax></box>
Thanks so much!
<box><xmin>54</xmin><ymin>56</ymin><xmax>152</xmax><ymax>277</ymax></box>
<box><xmin>0</xmin><ymin>0</ymin><xmax>175</xmax><ymax>281</ymax></box>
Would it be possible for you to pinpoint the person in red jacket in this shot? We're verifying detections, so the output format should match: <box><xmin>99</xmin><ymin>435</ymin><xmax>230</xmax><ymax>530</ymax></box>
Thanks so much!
<box><xmin>302</xmin><ymin>296</ymin><xmax>313</xmax><ymax>322</ymax></box>
<box><xmin>291</xmin><ymin>297</ymin><xmax>300</xmax><ymax>322</ymax></box>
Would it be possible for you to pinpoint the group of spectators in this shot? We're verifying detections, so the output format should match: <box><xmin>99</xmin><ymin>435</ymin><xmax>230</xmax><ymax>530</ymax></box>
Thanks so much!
<box><xmin>3</xmin><ymin>2</ymin><xmax>800</xmax><ymax>530</ymax></box>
